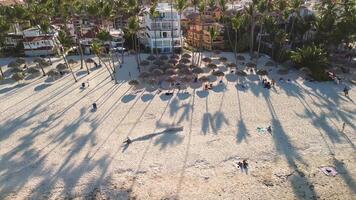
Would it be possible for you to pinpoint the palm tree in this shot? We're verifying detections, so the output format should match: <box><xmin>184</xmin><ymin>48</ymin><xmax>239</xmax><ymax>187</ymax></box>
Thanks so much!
<box><xmin>57</xmin><ymin>30</ymin><xmax>77</xmax><ymax>82</ymax></box>
<box><xmin>245</xmin><ymin>0</ymin><xmax>261</xmax><ymax>56</ymax></box>
<box><xmin>149</xmin><ymin>2</ymin><xmax>160</xmax><ymax>56</ymax></box>
<box><xmin>0</xmin><ymin>16</ymin><xmax>10</xmax><ymax>77</ymax></box>
<box><xmin>231</xmin><ymin>14</ymin><xmax>244</xmax><ymax>63</ymax></box>
<box><xmin>127</xmin><ymin>16</ymin><xmax>141</xmax><ymax>72</ymax></box>
<box><xmin>289</xmin><ymin>0</ymin><xmax>302</xmax><ymax>47</ymax></box>
<box><xmin>174</xmin><ymin>0</ymin><xmax>188</xmax><ymax>53</ymax></box>
<box><xmin>91</xmin><ymin>40</ymin><xmax>114</xmax><ymax>80</ymax></box>
<box><xmin>209</xmin><ymin>26</ymin><xmax>217</xmax><ymax>57</ymax></box>
<box><xmin>197</xmin><ymin>0</ymin><xmax>206</xmax><ymax>66</ymax></box>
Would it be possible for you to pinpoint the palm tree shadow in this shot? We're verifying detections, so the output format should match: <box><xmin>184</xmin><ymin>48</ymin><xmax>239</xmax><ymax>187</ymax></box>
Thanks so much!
<box><xmin>236</xmin><ymin>119</ymin><xmax>249</xmax><ymax>143</ymax></box>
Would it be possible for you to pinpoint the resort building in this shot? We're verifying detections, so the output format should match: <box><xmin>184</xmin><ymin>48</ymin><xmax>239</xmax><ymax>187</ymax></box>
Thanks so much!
<box><xmin>185</xmin><ymin>13</ymin><xmax>225</xmax><ymax>51</ymax></box>
<box><xmin>22</xmin><ymin>26</ymin><xmax>60</xmax><ymax>57</ymax></box>
<box><xmin>139</xmin><ymin>3</ymin><xmax>181</xmax><ymax>53</ymax></box>
<box><xmin>4</xmin><ymin>32</ymin><xmax>23</xmax><ymax>49</ymax></box>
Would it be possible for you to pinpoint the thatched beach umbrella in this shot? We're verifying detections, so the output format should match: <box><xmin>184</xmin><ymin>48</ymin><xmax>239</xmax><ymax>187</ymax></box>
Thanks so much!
<box><xmin>236</xmin><ymin>55</ymin><xmax>245</xmax><ymax>61</ymax></box>
<box><xmin>198</xmin><ymin>76</ymin><xmax>209</xmax><ymax>83</ymax></box>
<box><xmin>202</xmin><ymin>57</ymin><xmax>212</xmax><ymax>63</ymax></box>
<box><xmin>180</xmin><ymin>58</ymin><xmax>190</xmax><ymax>64</ymax></box>
<box><xmin>256</xmin><ymin>69</ymin><xmax>268</xmax><ymax>76</ymax></box>
<box><xmin>68</xmin><ymin>59</ymin><xmax>78</xmax><ymax>65</ymax></box>
<box><xmin>227</xmin><ymin>62</ymin><xmax>237</xmax><ymax>69</ymax></box>
<box><xmin>176</xmin><ymin>63</ymin><xmax>187</xmax><ymax>69</ymax></box>
<box><xmin>8</xmin><ymin>61</ymin><xmax>20</xmax><ymax>68</ymax></box>
<box><xmin>159</xmin><ymin>55</ymin><xmax>169</xmax><ymax>60</ymax></box>
<box><xmin>300</xmin><ymin>67</ymin><xmax>312</xmax><ymax>75</ymax></box>
<box><xmin>165</xmin><ymin>76</ymin><xmax>177</xmax><ymax>83</ymax></box>
<box><xmin>212</xmin><ymin>71</ymin><xmax>225</xmax><ymax>77</ymax></box>
<box><xmin>153</xmin><ymin>59</ymin><xmax>164</xmax><ymax>66</ymax></box>
<box><xmin>56</xmin><ymin>63</ymin><xmax>67</xmax><ymax>71</ymax></box>
<box><xmin>139</xmin><ymin>71</ymin><xmax>150</xmax><ymax>79</ymax></box>
<box><xmin>11</xmin><ymin>67</ymin><xmax>24</xmax><ymax>73</ymax></box>
<box><xmin>168</xmin><ymin>59</ymin><xmax>178</xmax><ymax>65</ymax></box>
<box><xmin>219</xmin><ymin>56</ymin><xmax>228</xmax><ymax>63</ymax></box>
<box><xmin>40</xmin><ymin>61</ymin><xmax>51</xmax><ymax>67</ymax></box>
<box><xmin>28</xmin><ymin>67</ymin><xmax>40</xmax><ymax>74</ymax></box>
<box><xmin>48</xmin><ymin>69</ymin><xmax>60</xmax><ymax>77</ymax></box>
<box><xmin>170</xmin><ymin>54</ymin><xmax>180</xmax><ymax>59</ymax></box>
<box><xmin>162</xmin><ymin>63</ymin><xmax>174</xmax><ymax>69</ymax></box>
<box><xmin>277</xmin><ymin>68</ymin><xmax>289</xmax><ymax>75</ymax></box>
<box><xmin>140</xmin><ymin>60</ymin><xmax>150</xmax><ymax>66</ymax></box>
<box><xmin>178</xmin><ymin>67</ymin><xmax>191</xmax><ymax>75</ymax></box>
<box><xmin>147</xmin><ymin>55</ymin><xmax>156</xmax><ymax>61</ymax></box>
<box><xmin>246</xmin><ymin>62</ymin><xmax>256</xmax><ymax>68</ymax></box>
<box><xmin>166</xmin><ymin>68</ymin><xmax>177</xmax><ymax>75</ymax></box>
<box><xmin>128</xmin><ymin>79</ymin><xmax>140</xmax><ymax>86</ymax></box>
<box><xmin>147</xmin><ymin>78</ymin><xmax>157</xmax><ymax>85</ymax></box>
<box><xmin>180</xmin><ymin>75</ymin><xmax>192</xmax><ymax>83</ymax></box>
<box><xmin>265</xmin><ymin>61</ymin><xmax>275</xmax><ymax>67</ymax></box>
<box><xmin>16</xmin><ymin>57</ymin><xmax>26</xmax><ymax>65</ymax></box>
<box><xmin>192</xmin><ymin>67</ymin><xmax>204</xmax><ymax>74</ymax></box>
<box><xmin>207</xmin><ymin>63</ymin><xmax>217</xmax><ymax>70</ymax></box>
<box><xmin>152</xmin><ymin>68</ymin><xmax>164</xmax><ymax>76</ymax></box>
<box><xmin>182</xmin><ymin>53</ymin><xmax>192</xmax><ymax>59</ymax></box>
<box><xmin>235</xmin><ymin>70</ymin><xmax>247</xmax><ymax>76</ymax></box>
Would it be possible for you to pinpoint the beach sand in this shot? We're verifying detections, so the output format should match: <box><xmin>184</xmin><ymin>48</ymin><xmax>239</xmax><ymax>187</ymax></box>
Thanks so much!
<box><xmin>0</xmin><ymin>52</ymin><xmax>355</xmax><ymax>199</ymax></box>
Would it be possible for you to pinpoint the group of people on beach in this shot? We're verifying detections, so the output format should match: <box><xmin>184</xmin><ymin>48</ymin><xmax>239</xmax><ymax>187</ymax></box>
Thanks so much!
<box><xmin>262</xmin><ymin>78</ymin><xmax>275</xmax><ymax>89</ymax></box>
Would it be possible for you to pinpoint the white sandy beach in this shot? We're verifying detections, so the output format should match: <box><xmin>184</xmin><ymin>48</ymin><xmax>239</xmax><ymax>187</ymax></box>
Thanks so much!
<box><xmin>0</xmin><ymin>52</ymin><xmax>355</xmax><ymax>200</ymax></box>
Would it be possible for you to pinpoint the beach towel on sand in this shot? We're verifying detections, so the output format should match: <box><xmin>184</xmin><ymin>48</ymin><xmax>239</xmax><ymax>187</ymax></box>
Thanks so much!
<box><xmin>320</xmin><ymin>166</ymin><xmax>338</xmax><ymax>176</ymax></box>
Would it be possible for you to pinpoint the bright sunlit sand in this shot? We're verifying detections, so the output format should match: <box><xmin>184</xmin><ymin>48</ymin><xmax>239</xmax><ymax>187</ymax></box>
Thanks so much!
<box><xmin>0</xmin><ymin>52</ymin><xmax>355</xmax><ymax>199</ymax></box>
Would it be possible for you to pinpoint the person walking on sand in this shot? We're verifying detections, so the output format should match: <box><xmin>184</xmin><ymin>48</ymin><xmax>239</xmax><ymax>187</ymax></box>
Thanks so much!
<box><xmin>343</xmin><ymin>86</ymin><xmax>349</xmax><ymax>97</ymax></box>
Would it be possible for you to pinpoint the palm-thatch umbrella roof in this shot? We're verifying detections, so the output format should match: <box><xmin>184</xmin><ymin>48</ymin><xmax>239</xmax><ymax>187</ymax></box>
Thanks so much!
<box><xmin>28</xmin><ymin>67</ymin><xmax>40</xmax><ymax>74</ymax></box>
<box><xmin>153</xmin><ymin>59</ymin><xmax>164</xmax><ymax>66</ymax></box>
<box><xmin>48</xmin><ymin>69</ymin><xmax>60</xmax><ymax>77</ymax></box>
<box><xmin>213</xmin><ymin>50</ymin><xmax>221</xmax><ymax>55</ymax></box>
<box><xmin>179</xmin><ymin>58</ymin><xmax>190</xmax><ymax>64</ymax></box>
<box><xmin>11</xmin><ymin>67</ymin><xmax>24</xmax><ymax>73</ymax></box>
<box><xmin>15</xmin><ymin>57</ymin><xmax>26</xmax><ymax>64</ymax></box>
<box><xmin>202</xmin><ymin>57</ymin><xmax>212</xmax><ymax>63</ymax></box>
<box><xmin>256</xmin><ymin>69</ymin><xmax>268</xmax><ymax>76</ymax></box>
<box><xmin>56</xmin><ymin>63</ymin><xmax>67</xmax><ymax>71</ymax></box>
<box><xmin>246</xmin><ymin>62</ymin><xmax>256</xmax><ymax>68</ymax></box>
<box><xmin>168</xmin><ymin>59</ymin><xmax>178</xmax><ymax>65</ymax></box>
<box><xmin>8</xmin><ymin>61</ymin><xmax>20</xmax><ymax>68</ymax></box>
<box><xmin>139</xmin><ymin>71</ymin><xmax>150</xmax><ymax>79</ymax></box>
<box><xmin>85</xmin><ymin>58</ymin><xmax>95</xmax><ymax>63</ymax></box>
<box><xmin>159</xmin><ymin>55</ymin><xmax>169</xmax><ymax>60</ymax></box>
<box><xmin>176</xmin><ymin>63</ymin><xmax>187</xmax><ymax>69</ymax></box>
<box><xmin>170</xmin><ymin>54</ymin><xmax>180</xmax><ymax>59</ymax></box>
<box><xmin>277</xmin><ymin>68</ymin><xmax>289</xmax><ymax>75</ymax></box>
<box><xmin>235</xmin><ymin>70</ymin><xmax>247</xmax><ymax>76</ymax></box>
<box><xmin>40</xmin><ymin>61</ymin><xmax>51</xmax><ymax>67</ymax></box>
<box><xmin>147</xmin><ymin>78</ymin><xmax>157</xmax><ymax>85</ymax></box>
<box><xmin>212</xmin><ymin>71</ymin><xmax>225</xmax><ymax>77</ymax></box>
<box><xmin>189</xmin><ymin>64</ymin><xmax>198</xmax><ymax>68</ymax></box>
<box><xmin>34</xmin><ymin>57</ymin><xmax>45</xmax><ymax>63</ymax></box>
<box><xmin>178</xmin><ymin>67</ymin><xmax>191</xmax><ymax>75</ymax></box>
<box><xmin>182</xmin><ymin>53</ymin><xmax>192</xmax><ymax>59</ymax></box>
<box><xmin>165</xmin><ymin>76</ymin><xmax>177</xmax><ymax>83</ymax></box>
<box><xmin>198</xmin><ymin>76</ymin><xmax>209</xmax><ymax>83</ymax></box>
<box><xmin>192</xmin><ymin>67</ymin><xmax>204</xmax><ymax>74</ymax></box>
<box><xmin>147</xmin><ymin>55</ymin><xmax>156</xmax><ymax>61</ymax></box>
<box><xmin>265</xmin><ymin>61</ymin><xmax>275</xmax><ymax>67</ymax></box>
<box><xmin>68</xmin><ymin>59</ymin><xmax>78</xmax><ymax>64</ymax></box>
<box><xmin>162</xmin><ymin>63</ymin><xmax>174</xmax><ymax>69</ymax></box>
<box><xmin>207</xmin><ymin>63</ymin><xmax>217</xmax><ymax>69</ymax></box>
<box><xmin>180</xmin><ymin>75</ymin><xmax>192</xmax><ymax>83</ymax></box>
<box><xmin>152</xmin><ymin>68</ymin><xmax>164</xmax><ymax>76</ymax></box>
<box><xmin>219</xmin><ymin>56</ymin><xmax>228</xmax><ymax>63</ymax></box>
<box><xmin>300</xmin><ymin>67</ymin><xmax>312</xmax><ymax>75</ymax></box>
<box><xmin>12</xmin><ymin>72</ymin><xmax>24</xmax><ymax>81</ymax></box>
<box><xmin>227</xmin><ymin>62</ymin><xmax>237</xmax><ymax>68</ymax></box>
<box><xmin>128</xmin><ymin>79</ymin><xmax>140</xmax><ymax>86</ymax></box>
<box><xmin>166</xmin><ymin>68</ymin><xmax>177</xmax><ymax>75</ymax></box>
<box><xmin>236</xmin><ymin>55</ymin><xmax>245</xmax><ymax>60</ymax></box>
<box><xmin>140</xmin><ymin>60</ymin><xmax>150</xmax><ymax>66</ymax></box>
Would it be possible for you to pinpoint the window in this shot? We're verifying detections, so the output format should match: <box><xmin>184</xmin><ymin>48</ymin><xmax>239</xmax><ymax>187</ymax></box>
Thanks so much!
<box><xmin>163</xmin><ymin>32</ymin><xmax>167</xmax><ymax>38</ymax></box>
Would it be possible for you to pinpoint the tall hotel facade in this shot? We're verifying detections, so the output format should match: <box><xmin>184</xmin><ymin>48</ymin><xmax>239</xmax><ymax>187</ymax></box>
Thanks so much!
<box><xmin>140</xmin><ymin>3</ymin><xmax>181</xmax><ymax>54</ymax></box>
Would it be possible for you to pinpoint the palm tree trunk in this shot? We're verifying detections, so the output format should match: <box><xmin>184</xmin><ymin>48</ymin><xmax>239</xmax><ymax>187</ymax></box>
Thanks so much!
<box><xmin>0</xmin><ymin>66</ymin><xmax>4</xmax><ymax>77</ymax></box>
<box><xmin>250</xmin><ymin>20</ymin><xmax>256</xmax><ymax>56</ymax></box>
<box><xmin>179</xmin><ymin>13</ymin><xmax>183</xmax><ymax>53</ymax></box>
<box><xmin>170</xmin><ymin>0</ymin><xmax>174</xmax><ymax>55</ymax></box>
<box><xmin>62</xmin><ymin>53</ymin><xmax>77</xmax><ymax>82</ymax></box>
<box><xmin>234</xmin><ymin>30</ymin><xmax>238</xmax><ymax>63</ymax></box>
<box><xmin>98</xmin><ymin>55</ymin><xmax>114</xmax><ymax>80</ymax></box>
<box><xmin>257</xmin><ymin>26</ymin><xmax>263</xmax><ymax>59</ymax></box>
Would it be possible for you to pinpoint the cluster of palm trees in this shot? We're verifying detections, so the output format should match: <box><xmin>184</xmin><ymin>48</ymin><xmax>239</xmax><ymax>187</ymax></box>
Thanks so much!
<box><xmin>0</xmin><ymin>0</ymin><xmax>355</xmax><ymax>82</ymax></box>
